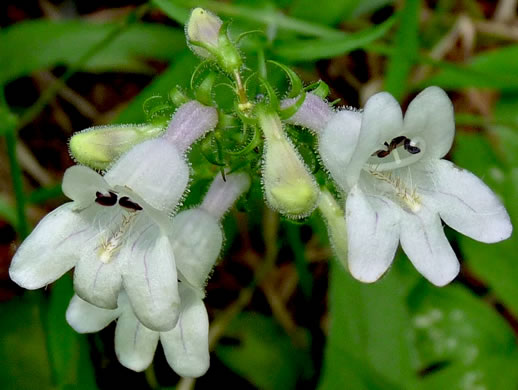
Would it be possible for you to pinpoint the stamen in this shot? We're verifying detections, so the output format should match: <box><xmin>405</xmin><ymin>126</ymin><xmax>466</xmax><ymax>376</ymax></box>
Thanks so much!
<box><xmin>95</xmin><ymin>191</ymin><xmax>118</xmax><ymax>206</ymax></box>
<box><xmin>119</xmin><ymin>196</ymin><xmax>143</xmax><ymax>211</ymax></box>
<box><xmin>98</xmin><ymin>213</ymin><xmax>137</xmax><ymax>263</ymax></box>
<box><xmin>368</xmin><ymin>169</ymin><xmax>422</xmax><ymax>212</ymax></box>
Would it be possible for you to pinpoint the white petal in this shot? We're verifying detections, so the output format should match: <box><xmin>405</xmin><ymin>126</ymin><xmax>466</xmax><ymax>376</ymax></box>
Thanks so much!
<box><xmin>9</xmin><ymin>203</ymin><xmax>93</xmax><ymax>289</ymax></box>
<box><xmin>346</xmin><ymin>185</ymin><xmax>400</xmax><ymax>282</ymax></box>
<box><xmin>62</xmin><ymin>165</ymin><xmax>109</xmax><ymax>209</ymax></box>
<box><xmin>73</xmin><ymin>217</ymin><xmax>124</xmax><ymax>309</ymax></box>
<box><xmin>122</xmin><ymin>225</ymin><xmax>180</xmax><ymax>332</ymax></box>
<box><xmin>160</xmin><ymin>284</ymin><xmax>209</xmax><ymax>378</ymax></box>
<box><xmin>104</xmin><ymin>139</ymin><xmax>189</xmax><ymax>213</ymax></box>
<box><xmin>115</xmin><ymin>296</ymin><xmax>159</xmax><ymax>372</ymax></box>
<box><xmin>399</xmin><ymin>206</ymin><xmax>459</xmax><ymax>286</ymax></box>
<box><xmin>319</xmin><ymin>109</ymin><xmax>362</xmax><ymax>191</ymax></box>
<box><xmin>346</xmin><ymin>92</ymin><xmax>403</xmax><ymax>187</ymax></box>
<box><xmin>171</xmin><ymin>209</ymin><xmax>223</xmax><ymax>290</ymax></box>
<box><xmin>423</xmin><ymin>160</ymin><xmax>512</xmax><ymax>243</ymax></box>
<box><xmin>403</xmin><ymin>86</ymin><xmax>454</xmax><ymax>160</ymax></box>
<box><xmin>66</xmin><ymin>294</ymin><xmax>120</xmax><ymax>333</ymax></box>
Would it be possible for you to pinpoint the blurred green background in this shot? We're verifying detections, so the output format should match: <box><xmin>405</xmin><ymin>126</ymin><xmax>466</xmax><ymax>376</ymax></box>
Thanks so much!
<box><xmin>1</xmin><ymin>0</ymin><xmax>518</xmax><ymax>389</ymax></box>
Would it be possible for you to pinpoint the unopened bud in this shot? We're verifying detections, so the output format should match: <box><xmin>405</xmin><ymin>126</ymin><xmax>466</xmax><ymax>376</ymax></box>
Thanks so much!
<box><xmin>186</xmin><ymin>8</ymin><xmax>222</xmax><ymax>58</ymax></box>
<box><xmin>186</xmin><ymin>8</ymin><xmax>242</xmax><ymax>75</ymax></box>
<box><xmin>69</xmin><ymin>124</ymin><xmax>163</xmax><ymax>170</ymax></box>
<box><xmin>258</xmin><ymin>107</ymin><xmax>319</xmax><ymax>218</ymax></box>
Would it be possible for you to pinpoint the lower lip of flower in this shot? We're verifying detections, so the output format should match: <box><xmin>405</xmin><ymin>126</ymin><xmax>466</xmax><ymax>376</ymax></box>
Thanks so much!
<box><xmin>98</xmin><ymin>212</ymin><xmax>138</xmax><ymax>263</ymax></box>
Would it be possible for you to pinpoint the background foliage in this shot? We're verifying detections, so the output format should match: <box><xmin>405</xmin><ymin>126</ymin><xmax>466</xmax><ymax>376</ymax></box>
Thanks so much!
<box><xmin>1</xmin><ymin>0</ymin><xmax>517</xmax><ymax>389</ymax></box>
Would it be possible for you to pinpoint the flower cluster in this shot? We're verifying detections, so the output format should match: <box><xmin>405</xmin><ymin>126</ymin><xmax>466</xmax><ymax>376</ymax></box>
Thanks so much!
<box><xmin>8</xmin><ymin>6</ymin><xmax>513</xmax><ymax>379</ymax></box>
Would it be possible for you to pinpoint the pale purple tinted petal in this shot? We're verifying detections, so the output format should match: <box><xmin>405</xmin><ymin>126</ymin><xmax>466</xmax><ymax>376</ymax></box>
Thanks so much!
<box><xmin>164</xmin><ymin>101</ymin><xmax>218</xmax><ymax>153</ymax></box>
<box><xmin>281</xmin><ymin>93</ymin><xmax>334</xmax><ymax>134</ymax></box>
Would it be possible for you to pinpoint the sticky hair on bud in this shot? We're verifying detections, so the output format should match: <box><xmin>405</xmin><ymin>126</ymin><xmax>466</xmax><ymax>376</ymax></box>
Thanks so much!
<box><xmin>258</xmin><ymin>106</ymin><xmax>319</xmax><ymax>218</ymax></box>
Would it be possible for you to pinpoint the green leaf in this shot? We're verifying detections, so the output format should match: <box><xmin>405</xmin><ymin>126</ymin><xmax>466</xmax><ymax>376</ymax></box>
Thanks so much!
<box><xmin>273</xmin><ymin>16</ymin><xmax>396</xmax><ymax>61</ymax></box>
<box><xmin>318</xmin><ymin>258</ymin><xmax>419</xmax><ymax>390</ymax></box>
<box><xmin>0</xmin><ymin>20</ymin><xmax>185</xmax><ymax>84</ymax></box>
<box><xmin>174</xmin><ymin>0</ymin><xmax>345</xmax><ymax>38</ymax></box>
<box><xmin>27</xmin><ymin>184</ymin><xmax>63</xmax><ymax>204</ymax></box>
<box><xmin>421</xmin><ymin>45</ymin><xmax>518</xmax><ymax>90</ymax></box>
<box><xmin>384</xmin><ymin>0</ymin><xmax>420</xmax><ymax>99</ymax></box>
<box><xmin>216</xmin><ymin>312</ymin><xmax>312</xmax><ymax>390</ymax></box>
<box><xmin>0</xmin><ymin>292</ymin><xmax>53</xmax><ymax>390</ymax></box>
<box><xmin>289</xmin><ymin>0</ymin><xmax>360</xmax><ymax>25</ymax></box>
<box><xmin>152</xmin><ymin>0</ymin><xmax>190</xmax><ymax>24</ymax></box>
<box><xmin>47</xmin><ymin>277</ymin><xmax>97</xmax><ymax>389</ymax></box>
<box><xmin>409</xmin><ymin>283</ymin><xmax>518</xmax><ymax>390</ymax></box>
<box><xmin>0</xmin><ymin>195</ymin><xmax>17</xmax><ymax>227</ymax></box>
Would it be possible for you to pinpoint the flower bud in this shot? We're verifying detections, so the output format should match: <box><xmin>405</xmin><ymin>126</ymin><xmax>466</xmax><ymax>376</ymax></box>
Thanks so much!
<box><xmin>258</xmin><ymin>107</ymin><xmax>319</xmax><ymax>218</ymax></box>
<box><xmin>69</xmin><ymin>124</ymin><xmax>163</xmax><ymax>170</ymax></box>
<box><xmin>186</xmin><ymin>8</ymin><xmax>242</xmax><ymax>75</ymax></box>
<box><xmin>318</xmin><ymin>189</ymin><xmax>348</xmax><ymax>267</ymax></box>
<box><xmin>186</xmin><ymin>8</ymin><xmax>222</xmax><ymax>58</ymax></box>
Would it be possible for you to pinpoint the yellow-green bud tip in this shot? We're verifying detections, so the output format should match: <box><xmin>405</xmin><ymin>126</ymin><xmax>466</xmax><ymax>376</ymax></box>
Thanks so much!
<box><xmin>69</xmin><ymin>124</ymin><xmax>163</xmax><ymax>170</ymax></box>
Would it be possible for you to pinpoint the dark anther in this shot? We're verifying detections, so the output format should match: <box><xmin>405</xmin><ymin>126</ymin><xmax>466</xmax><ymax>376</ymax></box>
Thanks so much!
<box><xmin>404</xmin><ymin>138</ymin><xmax>421</xmax><ymax>154</ymax></box>
<box><xmin>389</xmin><ymin>136</ymin><xmax>406</xmax><ymax>149</ymax></box>
<box><xmin>119</xmin><ymin>196</ymin><xmax>143</xmax><ymax>211</ymax></box>
<box><xmin>372</xmin><ymin>136</ymin><xmax>420</xmax><ymax>158</ymax></box>
<box><xmin>95</xmin><ymin>191</ymin><xmax>118</xmax><ymax>206</ymax></box>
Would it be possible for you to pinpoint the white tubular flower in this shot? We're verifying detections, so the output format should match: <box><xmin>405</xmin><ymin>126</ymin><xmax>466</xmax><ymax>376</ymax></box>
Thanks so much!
<box><xmin>65</xmin><ymin>172</ymin><xmax>249</xmax><ymax>377</ymax></box>
<box><xmin>319</xmin><ymin>86</ymin><xmax>512</xmax><ymax>286</ymax></box>
<box><xmin>66</xmin><ymin>285</ymin><xmax>209</xmax><ymax>378</ymax></box>
<box><xmin>172</xmin><ymin>172</ymin><xmax>251</xmax><ymax>291</ymax></box>
<box><xmin>9</xmin><ymin>101</ymin><xmax>218</xmax><ymax>331</ymax></box>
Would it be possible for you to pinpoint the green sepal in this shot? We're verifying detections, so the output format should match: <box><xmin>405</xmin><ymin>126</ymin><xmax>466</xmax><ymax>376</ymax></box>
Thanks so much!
<box><xmin>200</xmin><ymin>133</ymin><xmax>226</xmax><ymax>167</ymax></box>
<box><xmin>279</xmin><ymin>92</ymin><xmax>306</xmax><ymax>120</ymax></box>
<box><xmin>305</xmin><ymin>80</ymin><xmax>330</xmax><ymax>99</ymax></box>
<box><xmin>268</xmin><ymin>60</ymin><xmax>304</xmax><ymax>98</ymax></box>
<box><xmin>227</xmin><ymin>124</ymin><xmax>261</xmax><ymax>156</ymax></box>
<box><xmin>169</xmin><ymin>86</ymin><xmax>191</xmax><ymax>107</ymax></box>
<box><xmin>195</xmin><ymin>72</ymin><xmax>217</xmax><ymax>106</ymax></box>
<box><xmin>142</xmin><ymin>95</ymin><xmax>171</xmax><ymax>124</ymax></box>
<box><xmin>257</xmin><ymin>77</ymin><xmax>280</xmax><ymax>111</ymax></box>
